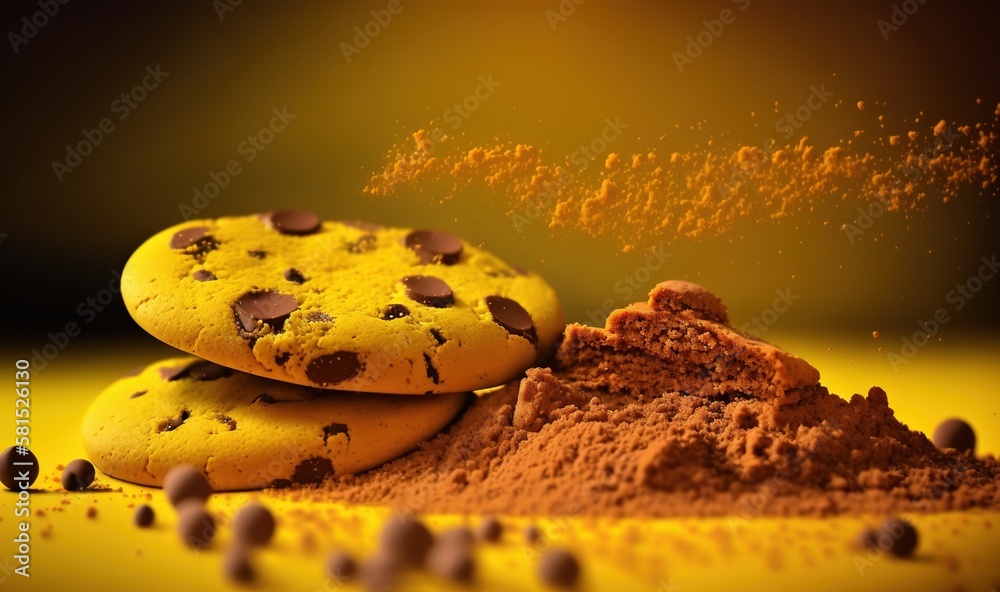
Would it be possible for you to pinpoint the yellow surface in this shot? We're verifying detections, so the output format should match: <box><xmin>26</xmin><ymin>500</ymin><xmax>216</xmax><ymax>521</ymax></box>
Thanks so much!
<box><xmin>2</xmin><ymin>335</ymin><xmax>999</xmax><ymax>591</ymax></box>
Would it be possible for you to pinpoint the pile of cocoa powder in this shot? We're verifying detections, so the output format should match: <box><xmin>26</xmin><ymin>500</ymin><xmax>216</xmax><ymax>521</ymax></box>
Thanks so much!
<box><xmin>280</xmin><ymin>283</ymin><xmax>999</xmax><ymax>518</ymax></box>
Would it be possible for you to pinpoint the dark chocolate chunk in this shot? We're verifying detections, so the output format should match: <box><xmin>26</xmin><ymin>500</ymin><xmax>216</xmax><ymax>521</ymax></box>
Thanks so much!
<box><xmin>267</xmin><ymin>210</ymin><xmax>321</xmax><ymax>235</ymax></box>
<box><xmin>223</xmin><ymin>545</ymin><xmax>255</xmax><ymax>583</ymax></box>
<box><xmin>133</xmin><ymin>504</ymin><xmax>155</xmax><ymax>528</ymax></box>
<box><xmin>130</xmin><ymin>390</ymin><xmax>148</xmax><ymax>399</ymax></box>
<box><xmin>476</xmin><ymin>517</ymin><xmax>503</xmax><ymax>543</ymax></box>
<box><xmin>423</xmin><ymin>354</ymin><xmax>440</xmax><ymax>384</ymax></box>
<box><xmin>404</xmin><ymin>229</ymin><xmax>463</xmax><ymax>265</ymax></box>
<box><xmin>177</xmin><ymin>501</ymin><xmax>216</xmax><ymax>549</ymax></box>
<box><xmin>306</xmin><ymin>352</ymin><xmax>362</xmax><ymax>386</ymax></box>
<box><xmin>216</xmin><ymin>415</ymin><xmax>237</xmax><ymax>431</ymax></box>
<box><xmin>402</xmin><ymin>276</ymin><xmax>454</xmax><ymax>308</ymax></box>
<box><xmin>0</xmin><ymin>446</ymin><xmax>40</xmax><ymax>490</ymax></box>
<box><xmin>158</xmin><ymin>410</ymin><xmax>190</xmax><ymax>432</ymax></box>
<box><xmin>234</xmin><ymin>290</ymin><xmax>298</xmax><ymax>332</ymax></box>
<box><xmin>877</xmin><ymin>518</ymin><xmax>918</xmax><ymax>557</ymax></box>
<box><xmin>426</xmin><ymin>536</ymin><xmax>475</xmax><ymax>582</ymax></box>
<box><xmin>538</xmin><ymin>549</ymin><xmax>580</xmax><ymax>587</ymax></box>
<box><xmin>933</xmin><ymin>418</ymin><xmax>976</xmax><ymax>454</ymax></box>
<box><xmin>291</xmin><ymin>457</ymin><xmax>333</xmax><ymax>484</ymax></box>
<box><xmin>323</xmin><ymin>423</ymin><xmax>350</xmax><ymax>445</ymax></box>
<box><xmin>170</xmin><ymin>227</ymin><xmax>211</xmax><ymax>249</ymax></box>
<box><xmin>192</xmin><ymin>270</ymin><xmax>217</xmax><ymax>282</ymax></box>
<box><xmin>378</xmin><ymin>515</ymin><xmax>434</xmax><ymax>568</ymax></box>
<box><xmin>380</xmin><ymin>304</ymin><xmax>410</xmax><ymax>320</ymax></box>
<box><xmin>274</xmin><ymin>352</ymin><xmax>291</xmax><ymax>366</ymax></box>
<box><xmin>485</xmin><ymin>296</ymin><xmax>538</xmax><ymax>345</ymax></box>
<box><xmin>284</xmin><ymin>268</ymin><xmax>306</xmax><ymax>284</ymax></box>
<box><xmin>163</xmin><ymin>464</ymin><xmax>213</xmax><ymax>507</ymax></box>
<box><xmin>232</xmin><ymin>502</ymin><xmax>276</xmax><ymax>546</ymax></box>
<box><xmin>61</xmin><ymin>459</ymin><xmax>96</xmax><ymax>491</ymax></box>
<box><xmin>325</xmin><ymin>550</ymin><xmax>357</xmax><ymax>581</ymax></box>
<box><xmin>248</xmin><ymin>249</ymin><xmax>268</xmax><ymax>259</ymax></box>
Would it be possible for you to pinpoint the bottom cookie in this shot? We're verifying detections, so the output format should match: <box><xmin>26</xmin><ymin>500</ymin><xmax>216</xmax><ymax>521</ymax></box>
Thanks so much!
<box><xmin>82</xmin><ymin>358</ymin><xmax>469</xmax><ymax>490</ymax></box>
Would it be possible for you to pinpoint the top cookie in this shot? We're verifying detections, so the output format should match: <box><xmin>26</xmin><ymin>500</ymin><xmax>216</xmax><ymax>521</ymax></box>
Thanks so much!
<box><xmin>121</xmin><ymin>211</ymin><xmax>564</xmax><ymax>394</ymax></box>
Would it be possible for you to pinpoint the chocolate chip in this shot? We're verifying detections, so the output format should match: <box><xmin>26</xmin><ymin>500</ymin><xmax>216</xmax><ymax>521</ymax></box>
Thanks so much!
<box><xmin>133</xmin><ymin>504</ymin><xmax>155</xmax><ymax>528</ymax></box>
<box><xmin>326</xmin><ymin>550</ymin><xmax>357</xmax><ymax>581</ymax></box>
<box><xmin>476</xmin><ymin>517</ymin><xmax>503</xmax><ymax>543</ymax></box>
<box><xmin>426</xmin><ymin>536</ymin><xmax>475</xmax><ymax>582</ymax></box>
<box><xmin>158</xmin><ymin>410</ymin><xmax>190</xmax><ymax>432</ymax></box>
<box><xmin>284</xmin><ymin>268</ymin><xmax>306</xmax><ymax>284</ymax></box>
<box><xmin>485</xmin><ymin>296</ymin><xmax>538</xmax><ymax>345</ymax></box>
<box><xmin>193</xmin><ymin>270</ymin><xmax>216</xmax><ymax>282</ymax></box>
<box><xmin>402</xmin><ymin>276</ymin><xmax>454</xmax><ymax>308</ymax></box>
<box><xmin>130</xmin><ymin>390</ymin><xmax>147</xmax><ymax>399</ymax></box>
<box><xmin>274</xmin><ymin>352</ymin><xmax>291</xmax><ymax>366</ymax></box>
<box><xmin>538</xmin><ymin>549</ymin><xmax>580</xmax><ymax>587</ymax></box>
<box><xmin>423</xmin><ymin>354</ymin><xmax>440</xmax><ymax>384</ymax></box>
<box><xmin>379</xmin><ymin>515</ymin><xmax>434</xmax><ymax>568</ymax></box>
<box><xmin>877</xmin><ymin>518</ymin><xmax>919</xmax><ymax>557</ymax></box>
<box><xmin>933</xmin><ymin>419</ymin><xmax>976</xmax><ymax>454</ymax></box>
<box><xmin>61</xmin><ymin>459</ymin><xmax>96</xmax><ymax>491</ymax></box>
<box><xmin>1</xmin><ymin>446</ymin><xmax>39</xmax><ymax>490</ymax></box>
<box><xmin>187</xmin><ymin>361</ymin><xmax>231</xmax><ymax>381</ymax></box>
<box><xmin>232</xmin><ymin>502</ymin><xmax>276</xmax><ymax>546</ymax></box>
<box><xmin>248</xmin><ymin>249</ymin><xmax>268</xmax><ymax>259</ymax></box>
<box><xmin>170</xmin><ymin>227</ymin><xmax>211</xmax><ymax>249</ymax></box>
<box><xmin>306</xmin><ymin>352</ymin><xmax>362</xmax><ymax>386</ymax></box>
<box><xmin>404</xmin><ymin>229</ymin><xmax>463</xmax><ymax>265</ymax></box>
<box><xmin>234</xmin><ymin>290</ymin><xmax>298</xmax><ymax>332</ymax></box>
<box><xmin>323</xmin><ymin>423</ymin><xmax>350</xmax><ymax>445</ymax></box>
<box><xmin>380</xmin><ymin>304</ymin><xmax>410</xmax><ymax>320</ymax></box>
<box><xmin>216</xmin><ymin>415</ymin><xmax>237</xmax><ymax>431</ymax></box>
<box><xmin>291</xmin><ymin>457</ymin><xmax>333</xmax><ymax>484</ymax></box>
<box><xmin>223</xmin><ymin>545</ymin><xmax>255</xmax><ymax>583</ymax></box>
<box><xmin>524</xmin><ymin>524</ymin><xmax>543</xmax><ymax>546</ymax></box>
<box><xmin>177</xmin><ymin>501</ymin><xmax>216</xmax><ymax>549</ymax></box>
<box><xmin>163</xmin><ymin>465</ymin><xmax>213</xmax><ymax>507</ymax></box>
<box><xmin>266</xmin><ymin>210</ymin><xmax>321</xmax><ymax>235</ymax></box>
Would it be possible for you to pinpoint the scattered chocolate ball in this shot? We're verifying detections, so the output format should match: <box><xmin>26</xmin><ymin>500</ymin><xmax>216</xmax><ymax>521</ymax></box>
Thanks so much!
<box><xmin>360</xmin><ymin>552</ymin><xmax>403</xmax><ymax>591</ymax></box>
<box><xmin>61</xmin><ymin>458</ymin><xmax>96</xmax><ymax>491</ymax></box>
<box><xmin>0</xmin><ymin>445</ymin><xmax>40</xmax><ymax>490</ymax></box>
<box><xmin>379</xmin><ymin>515</ymin><xmax>434</xmax><ymax>568</ymax></box>
<box><xmin>163</xmin><ymin>464</ymin><xmax>212</xmax><ymax>507</ymax></box>
<box><xmin>877</xmin><ymin>518</ymin><xmax>919</xmax><ymax>558</ymax></box>
<box><xmin>524</xmin><ymin>524</ymin><xmax>543</xmax><ymax>546</ymax></box>
<box><xmin>325</xmin><ymin>550</ymin><xmax>357</xmax><ymax>581</ymax></box>
<box><xmin>426</xmin><ymin>537</ymin><xmax>475</xmax><ymax>583</ymax></box>
<box><xmin>177</xmin><ymin>501</ymin><xmax>216</xmax><ymax>549</ymax></box>
<box><xmin>933</xmin><ymin>418</ymin><xmax>976</xmax><ymax>455</ymax></box>
<box><xmin>133</xmin><ymin>504</ymin><xmax>155</xmax><ymax>528</ymax></box>
<box><xmin>86</xmin><ymin>506</ymin><xmax>98</xmax><ymax>519</ymax></box>
<box><xmin>476</xmin><ymin>517</ymin><xmax>503</xmax><ymax>543</ymax></box>
<box><xmin>538</xmin><ymin>549</ymin><xmax>580</xmax><ymax>588</ymax></box>
<box><xmin>232</xmin><ymin>502</ymin><xmax>276</xmax><ymax>546</ymax></box>
<box><xmin>856</xmin><ymin>527</ymin><xmax>878</xmax><ymax>550</ymax></box>
<box><xmin>224</xmin><ymin>544</ymin><xmax>255</xmax><ymax>583</ymax></box>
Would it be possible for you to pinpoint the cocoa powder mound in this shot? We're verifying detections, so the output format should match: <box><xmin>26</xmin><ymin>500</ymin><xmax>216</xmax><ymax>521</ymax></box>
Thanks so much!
<box><xmin>285</xmin><ymin>282</ymin><xmax>999</xmax><ymax>518</ymax></box>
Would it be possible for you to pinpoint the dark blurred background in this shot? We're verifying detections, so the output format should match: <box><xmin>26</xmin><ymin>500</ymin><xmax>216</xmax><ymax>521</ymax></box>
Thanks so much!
<box><xmin>3</xmin><ymin>1</ymin><xmax>999</xmax><ymax>355</ymax></box>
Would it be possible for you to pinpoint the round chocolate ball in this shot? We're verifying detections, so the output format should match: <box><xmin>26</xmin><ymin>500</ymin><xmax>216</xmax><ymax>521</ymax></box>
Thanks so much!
<box><xmin>877</xmin><ymin>518</ymin><xmax>918</xmax><ymax>558</ymax></box>
<box><xmin>177</xmin><ymin>501</ymin><xmax>216</xmax><ymax>549</ymax></box>
<box><xmin>223</xmin><ymin>545</ymin><xmax>255</xmax><ymax>583</ymax></box>
<box><xmin>0</xmin><ymin>445</ymin><xmax>40</xmax><ymax>491</ymax></box>
<box><xmin>378</xmin><ymin>515</ymin><xmax>434</xmax><ymax>568</ymax></box>
<box><xmin>163</xmin><ymin>464</ymin><xmax>212</xmax><ymax>507</ymax></box>
<box><xmin>476</xmin><ymin>517</ymin><xmax>503</xmax><ymax>543</ymax></box>
<box><xmin>427</xmin><ymin>537</ymin><xmax>475</xmax><ymax>582</ymax></box>
<box><xmin>133</xmin><ymin>504</ymin><xmax>155</xmax><ymax>528</ymax></box>
<box><xmin>933</xmin><ymin>418</ymin><xmax>976</xmax><ymax>454</ymax></box>
<box><xmin>524</xmin><ymin>524</ymin><xmax>543</xmax><ymax>546</ymax></box>
<box><xmin>325</xmin><ymin>550</ymin><xmax>357</xmax><ymax>581</ymax></box>
<box><xmin>538</xmin><ymin>549</ymin><xmax>580</xmax><ymax>587</ymax></box>
<box><xmin>61</xmin><ymin>458</ymin><xmax>96</xmax><ymax>491</ymax></box>
<box><xmin>232</xmin><ymin>502</ymin><xmax>276</xmax><ymax>546</ymax></box>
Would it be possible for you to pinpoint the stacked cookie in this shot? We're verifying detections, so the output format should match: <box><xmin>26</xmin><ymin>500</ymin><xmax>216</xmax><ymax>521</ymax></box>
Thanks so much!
<box><xmin>83</xmin><ymin>211</ymin><xmax>564</xmax><ymax>490</ymax></box>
